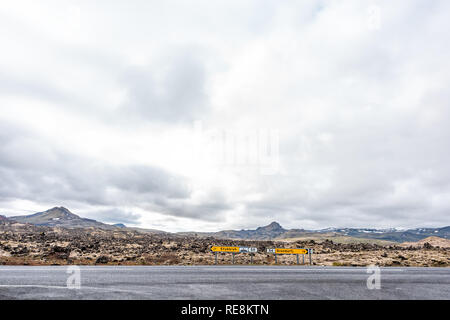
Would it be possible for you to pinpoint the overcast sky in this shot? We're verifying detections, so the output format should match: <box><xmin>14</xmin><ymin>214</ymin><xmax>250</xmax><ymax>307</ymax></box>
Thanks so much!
<box><xmin>1</xmin><ymin>1</ymin><xmax>449</xmax><ymax>232</ymax></box>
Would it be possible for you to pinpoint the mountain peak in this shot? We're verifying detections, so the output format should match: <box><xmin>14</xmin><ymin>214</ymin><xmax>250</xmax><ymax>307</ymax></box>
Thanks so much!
<box><xmin>268</xmin><ymin>221</ymin><xmax>282</xmax><ymax>228</ymax></box>
<box><xmin>49</xmin><ymin>206</ymin><xmax>70</xmax><ymax>212</ymax></box>
<box><xmin>42</xmin><ymin>207</ymin><xmax>79</xmax><ymax>219</ymax></box>
<box><xmin>257</xmin><ymin>221</ymin><xmax>285</xmax><ymax>232</ymax></box>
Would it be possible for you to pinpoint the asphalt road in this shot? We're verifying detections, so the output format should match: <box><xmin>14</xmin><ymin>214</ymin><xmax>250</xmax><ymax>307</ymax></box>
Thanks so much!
<box><xmin>0</xmin><ymin>266</ymin><xmax>449</xmax><ymax>300</ymax></box>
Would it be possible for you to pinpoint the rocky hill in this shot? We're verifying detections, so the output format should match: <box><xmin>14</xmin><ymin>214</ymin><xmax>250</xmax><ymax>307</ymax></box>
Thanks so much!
<box><xmin>9</xmin><ymin>207</ymin><xmax>117</xmax><ymax>230</ymax></box>
<box><xmin>205</xmin><ymin>222</ymin><xmax>287</xmax><ymax>240</ymax></box>
<box><xmin>401</xmin><ymin>236</ymin><xmax>450</xmax><ymax>248</ymax></box>
<box><xmin>0</xmin><ymin>215</ymin><xmax>9</xmax><ymax>224</ymax></box>
<box><xmin>8</xmin><ymin>207</ymin><xmax>169</xmax><ymax>234</ymax></box>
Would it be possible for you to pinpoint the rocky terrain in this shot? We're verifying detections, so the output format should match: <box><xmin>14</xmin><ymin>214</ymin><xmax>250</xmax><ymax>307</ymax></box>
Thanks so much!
<box><xmin>1</xmin><ymin>207</ymin><xmax>448</xmax><ymax>267</ymax></box>
<box><xmin>0</xmin><ymin>218</ymin><xmax>448</xmax><ymax>267</ymax></box>
<box><xmin>400</xmin><ymin>236</ymin><xmax>450</xmax><ymax>249</ymax></box>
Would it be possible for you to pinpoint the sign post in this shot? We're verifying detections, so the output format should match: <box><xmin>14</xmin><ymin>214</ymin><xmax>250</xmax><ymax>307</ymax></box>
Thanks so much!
<box><xmin>211</xmin><ymin>246</ymin><xmax>258</xmax><ymax>265</ymax></box>
<box><xmin>211</xmin><ymin>246</ymin><xmax>240</xmax><ymax>253</ymax></box>
<box><xmin>266</xmin><ymin>248</ymin><xmax>312</xmax><ymax>265</ymax></box>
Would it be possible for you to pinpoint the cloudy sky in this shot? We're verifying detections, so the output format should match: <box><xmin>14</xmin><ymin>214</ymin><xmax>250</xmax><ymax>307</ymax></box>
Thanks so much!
<box><xmin>1</xmin><ymin>0</ymin><xmax>449</xmax><ymax>232</ymax></box>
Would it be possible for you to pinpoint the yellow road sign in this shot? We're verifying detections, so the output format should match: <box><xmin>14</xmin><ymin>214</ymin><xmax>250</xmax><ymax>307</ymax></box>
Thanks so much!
<box><xmin>211</xmin><ymin>246</ymin><xmax>240</xmax><ymax>253</ymax></box>
<box><xmin>273</xmin><ymin>248</ymin><xmax>309</xmax><ymax>255</ymax></box>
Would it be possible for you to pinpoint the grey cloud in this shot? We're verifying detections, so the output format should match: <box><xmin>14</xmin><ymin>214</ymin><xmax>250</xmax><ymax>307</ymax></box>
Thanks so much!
<box><xmin>108</xmin><ymin>165</ymin><xmax>189</xmax><ymax>199</ymax></box>
<box><xmin>120</xmin><ymin>49</ymin><xmax>208</xmax><ymax>123</ymax></box>
<box><xmin>0</xmin><ymin>121</ymin><xmax>179</xmax><ymax>202</ymax></box>
<box><xmin>84</xmin><ymin>208</ymin><xmax>142</xmax><ymax>225</ymax></box>
<box><xmin>0</xmin><ymin>120</ymin><xmax>233</xmax><ymax>221</ymax></box>
<box><xmin>150</xmin><ymin>193</ymin><xmax>232</xmax><ymax>222</ymax></box>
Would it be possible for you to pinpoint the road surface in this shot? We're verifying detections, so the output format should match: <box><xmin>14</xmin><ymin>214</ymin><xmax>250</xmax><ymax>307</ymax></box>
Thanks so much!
<box><xmin>0</xmin><ymin>266</ymin><xmax>449</xmax><ymax>299</ymax></box>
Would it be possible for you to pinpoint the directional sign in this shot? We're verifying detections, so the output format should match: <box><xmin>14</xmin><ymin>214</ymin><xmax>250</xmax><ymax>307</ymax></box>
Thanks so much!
<box><xmin>267</xmin><ymin>248</ymin><xmax>309</xmax><ymax>255</ymax></box>
<box><xmin>239</xmin><ymin>247</ymin><xmax>258</xmax><ymax>253</ymax></box>
<box><xmin>211</xmin><ymin>246</ymin><xmax>240</xmax><ymax>253</ymax></box>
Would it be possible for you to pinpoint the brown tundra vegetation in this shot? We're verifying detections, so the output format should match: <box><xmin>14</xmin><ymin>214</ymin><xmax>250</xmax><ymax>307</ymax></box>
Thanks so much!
<box><xmin>0</xmin><ymin>222</ymin><xmax>449</xmax><ymax>267</ymax></box>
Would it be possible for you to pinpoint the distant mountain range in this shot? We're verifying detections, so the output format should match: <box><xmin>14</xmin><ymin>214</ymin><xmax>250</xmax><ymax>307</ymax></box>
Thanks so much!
<box><xmin>179</xmin><ymin>221</ymin><xmax>450</xmax><ymax>242</ymax></box>
<box><xmin>4</xmin><ymin>207</ymin><xmax>449</xmax><ymax>243</ymax></box>
<box><xmin>180</xmin><ymin>221</ymin><xmax>288</xmax><ymax>240</ymax></box>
